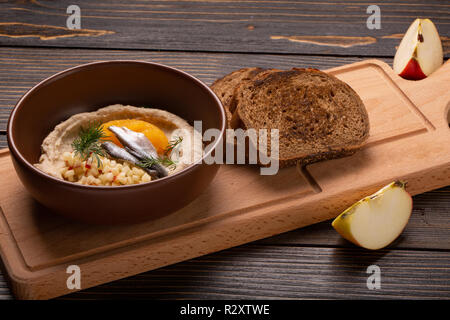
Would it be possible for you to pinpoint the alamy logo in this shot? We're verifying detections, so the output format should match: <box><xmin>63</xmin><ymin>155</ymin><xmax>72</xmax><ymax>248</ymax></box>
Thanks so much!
<box><xmin>66</xmin><ymin>5</ymin><xmax>81</xmax><ymax>30</ymax></box>
<box><xmin>66</xmin><ymin>265</ymin><xmax>81</xmax><ymax>290</ymax></box>
<box><xmin>194</xmin><ymin>121</ymin><xmax>280</xmax><ymax>176</ymax></box>
<box><xmin>366</xmin><ymin>5</ymin><xmax>381</xmax><ymax>30</ymax></box>
<box><xmin>366</xmin><ymin>265</ymin><xmax>381</xmax><ymax>290</ymax></box>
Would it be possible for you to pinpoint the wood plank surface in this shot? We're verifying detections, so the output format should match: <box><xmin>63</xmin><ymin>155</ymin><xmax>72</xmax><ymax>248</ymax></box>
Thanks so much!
<box><xmin>0</xmin><ymin>1</ymin><xmax>449</xmax><ymax>57</ymax></box>
<box><xmin>0</xmin><ymin>47</ymin><xmax>384</xmax><ymax>131</ymax></box>
<box><xmin>258</xmin><ymin>188</ymin><xmax>450</xmax><ymax>250</ymax></box>
<box><xmin>59</xmin><ymin>245</ymin><xmax>450</xmax><ymax>299</ymax></box>
<box><xmin>0</xmin><ymin>272</ymin><xmax>12</xmax><ymax>300</ymax></box>
<box><xmin>1</xmin><ymin>239</ymin><xmax>450</xmax><ymax>299</ymax></box>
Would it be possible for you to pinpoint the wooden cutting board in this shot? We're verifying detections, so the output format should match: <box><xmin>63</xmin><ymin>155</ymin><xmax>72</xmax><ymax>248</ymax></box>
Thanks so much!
<box><xmin>0</xmin><ymin>59</ymin><xmax>449</xmax><ymax>299</ymax></box>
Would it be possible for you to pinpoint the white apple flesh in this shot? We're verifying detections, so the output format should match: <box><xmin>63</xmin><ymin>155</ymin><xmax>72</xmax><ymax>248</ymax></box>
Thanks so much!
<box><xmin>332</xmin><ymin>181</ymin><xmax>413</xmax><ymax>250</ymax></box>
<box><xmin>393</xmin><ymin>18</ymin><xmax>443</xmax><ymax>80</ymax></box>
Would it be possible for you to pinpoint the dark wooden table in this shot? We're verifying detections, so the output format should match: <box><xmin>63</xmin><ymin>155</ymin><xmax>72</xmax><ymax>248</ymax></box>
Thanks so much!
<box><xmin>0</xmin><ymin>0</ymin><xmax>449</xmax><ymax>300</ymax></box>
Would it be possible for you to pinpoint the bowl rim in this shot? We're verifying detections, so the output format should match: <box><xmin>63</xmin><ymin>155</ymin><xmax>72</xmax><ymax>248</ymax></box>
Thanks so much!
<box><xmin>7</xmin><ymin>60</ymin><xmax>226</xmax><ymax>190</ymax></box>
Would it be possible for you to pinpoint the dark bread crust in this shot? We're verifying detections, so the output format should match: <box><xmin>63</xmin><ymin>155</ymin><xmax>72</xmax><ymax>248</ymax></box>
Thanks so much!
<box><xmin>235</xmin><ymin>68</ymin><xmax>370</xmax><ymax>168</ymax></box>
<box><xmin>210</xmin><ymin>68</ymin><xmax>266</xmax><ymax>128</ymax></box>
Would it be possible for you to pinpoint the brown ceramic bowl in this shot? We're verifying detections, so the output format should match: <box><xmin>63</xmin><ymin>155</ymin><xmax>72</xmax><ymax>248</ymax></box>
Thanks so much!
<box><xmin>7</xmin><ymin>61</ymin><xmax>225</xmax><ymax>224</ymax></box>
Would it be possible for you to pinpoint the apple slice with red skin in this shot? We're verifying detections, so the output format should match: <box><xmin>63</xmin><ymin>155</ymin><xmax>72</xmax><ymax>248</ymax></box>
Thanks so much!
<box><xmin>399</xmin><ymin>57</ymin><xmax>427</xmax><ymax>80</ymax></box>
<box><xmin>393</xmin><ymin>18</ymin><xmax>443</xmax><ymax>80</ymax></box>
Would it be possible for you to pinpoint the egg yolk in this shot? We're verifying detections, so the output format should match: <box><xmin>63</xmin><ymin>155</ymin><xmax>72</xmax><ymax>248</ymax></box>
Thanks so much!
<box><xmin>102</xmin><ymin>119</ymin><xmax>169</xmax><ymax>155</ymax></box>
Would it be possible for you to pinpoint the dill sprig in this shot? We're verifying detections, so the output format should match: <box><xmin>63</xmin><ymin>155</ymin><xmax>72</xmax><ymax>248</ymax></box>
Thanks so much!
<box><xmin>164</xmin><ymin>136</ymin><xmax>183</xmax><ymax>156</ymax></box>
<box><xmin>138</xmin><ymin>136</ymin><xmax>183</xmax><ymax>170</ymax></box>
<box><xmin>71</xmin><ymin>122</ymin><xmax>108</xmax><ymax>167</ymax></box>
<box><xmin>137</xmin><ymin>156</ymin><xmax>176</xmax><ymax>170</ymax></box>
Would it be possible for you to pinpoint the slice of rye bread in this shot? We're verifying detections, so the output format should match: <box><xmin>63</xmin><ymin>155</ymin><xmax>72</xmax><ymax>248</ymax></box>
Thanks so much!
<box><xmin>229</xmin><ymin>68</ymin><xmax>281</xmax><ymax>129</ymax></box>
<box><xmin>235</xmin><ymin>68</ymin><xmax>370</xmax><ymax>168</ymax></box>
<box><xmin>210</xmin><ymin>67</ymin><xmax>266</xmax><ymax>128</ymax></box>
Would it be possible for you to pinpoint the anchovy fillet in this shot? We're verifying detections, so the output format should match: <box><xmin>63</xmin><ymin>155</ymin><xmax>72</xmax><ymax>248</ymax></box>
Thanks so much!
<box><xmin>107</xmin><ymin>126</ymin><xmax>169</xmax><ymax>177</ymax></box>
<box><xmin>101</xmin><ymin>141</ymin><xmax>158</xmax><ymax>179</ymax></box>
<box><xmin>102</xmin><ymin>141</ymin><xmax>140</xmax><ymax>163</ymax></box>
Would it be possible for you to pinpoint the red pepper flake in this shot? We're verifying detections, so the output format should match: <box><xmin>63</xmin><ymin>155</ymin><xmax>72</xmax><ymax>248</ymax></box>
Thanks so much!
<box><xmin>113</xmin><ymin>175</ymin><xmax>117</xmax><ymax>182</ymax></box>
<box><xmin>68</xmin><ymin>166</ymin><xmax>73</xmax><ymax>170</ymax></box>
<box><xmin>85</xmin><ymin>163</ymin><xmax>91</xmax><ymax>169</ymax></box>
<box><xmin>98</xmin><ymin>169</ymin><xmax>103</xmax><ymax>174</ymax></box>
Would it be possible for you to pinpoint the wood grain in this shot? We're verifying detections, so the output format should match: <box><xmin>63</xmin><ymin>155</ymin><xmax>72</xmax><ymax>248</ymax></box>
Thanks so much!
<box><xmin>0</xmin><ymin>234</ymin><xmax>448</xmax><ymax>300</ymax></box>
<box><xmin>0</xmin><ymin>244</ymin><xmax>450</xmax><ymax>299</ymax></box>
<box><xmin>59</xmin><ymin>245</ymin><xmax>450</xmax><ymax>299</ymax></box>
<box><xmin>0</xmin><ymin>47</ymin><xmax>387</xmax><ymax>131</ymax></box>
<box><xmin>0</xmin><ymin>22</ymin><xmax>115</xmax><ymax>40</ymax></box>
<box><xmin>0</xmin><ymin>134</ymin><xmax>5</xmax><ymax>148</ymax></box>
<box><xmin>258</xmin><ymin>188</ymin><xmax>450</xmax><ymax>250</ymax></box>
<box><xmin>0</xmin><ymin>0</ymin><xmax>448</xmax><ymax>56</ymax></box>
<box><xmin>1</xmin><ymin>237</ymin><xmax>450</xmax><ymax>300</ymax></box>
<box><xmin>0</xmin><ymin>272</ymin><xmax>12</xmax><ymax>300</ymax></box>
